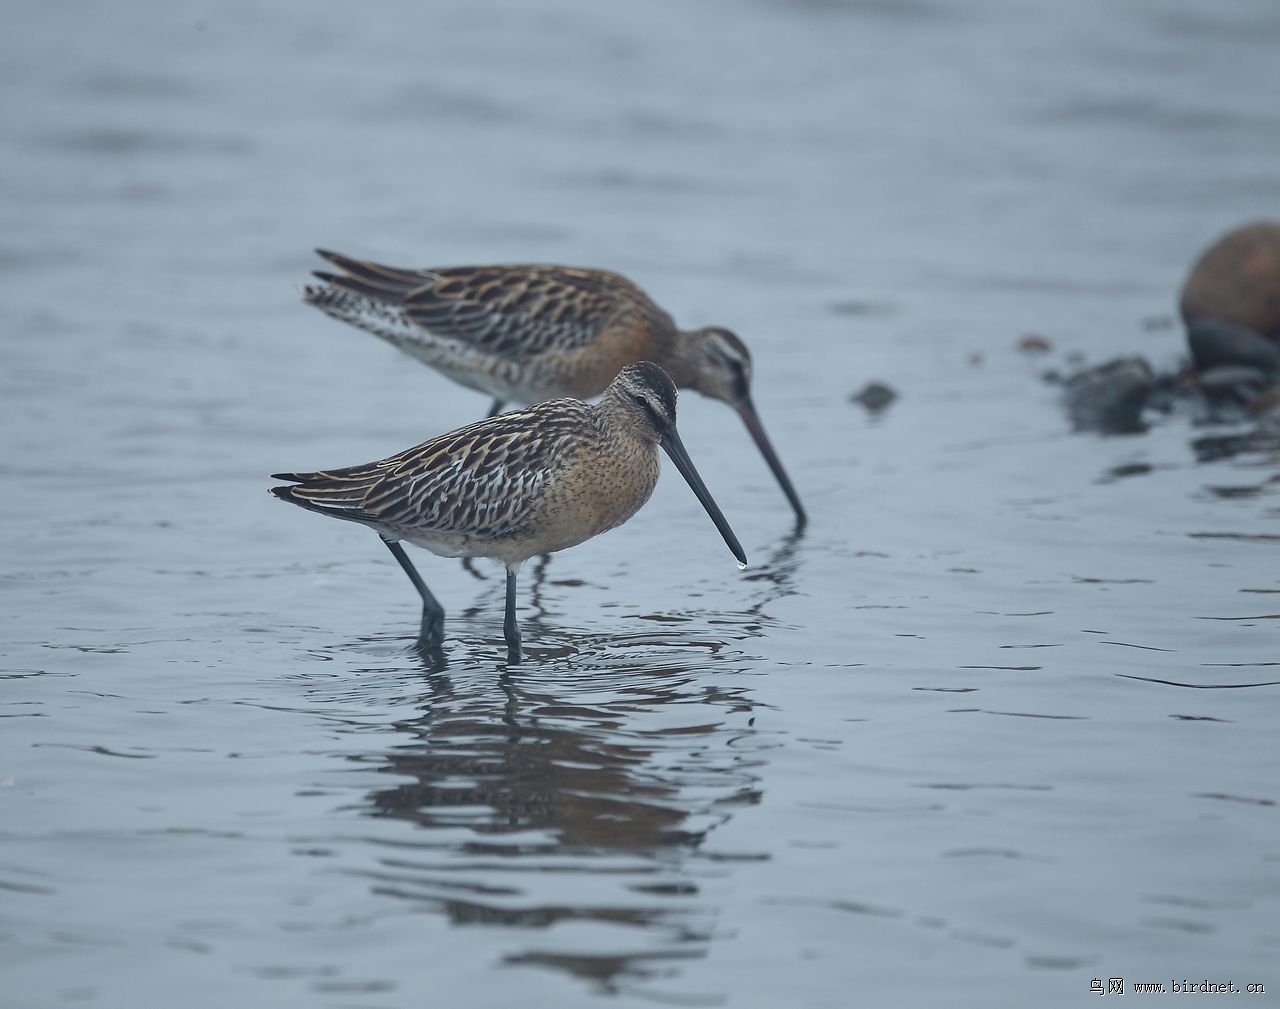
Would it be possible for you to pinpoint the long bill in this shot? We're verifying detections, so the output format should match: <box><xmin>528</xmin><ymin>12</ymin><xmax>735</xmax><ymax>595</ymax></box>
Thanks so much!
<box><xmin>660</xmin><ymin>426</ymin><xmax>748</xmax><ymax>568</ymax></box>
<box><xmin>737</xmin><ymin>398</ymin><xmax>806</xmax><ymax>527</ymax></box>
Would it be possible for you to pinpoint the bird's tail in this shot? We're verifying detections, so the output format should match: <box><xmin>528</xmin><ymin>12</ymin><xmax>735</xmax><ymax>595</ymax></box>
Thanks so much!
<box><xmin>312</xmin><ymin>249</ymin><xmax>433</xmax><ymax>304</ymax></box>
<box><xmin>300</xmin><ymin>249</ymin><xmax>445</xmax><ymax>354</ymax></box>
<box><xmin>270</xmin><ymin>470</ymin><xmax>380</xmax><ymax>523</ymax></box>
<box><xmin>304</xmin><ymin>284</ymin><xmax>443</xmax><ymax>363</ymax></box>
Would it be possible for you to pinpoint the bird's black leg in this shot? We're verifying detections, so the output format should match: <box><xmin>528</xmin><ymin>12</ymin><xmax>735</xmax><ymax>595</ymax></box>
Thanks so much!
<box><xmin>381</xmin><ymin>538</ymin><xmax>445</xmax><ymax>649</ymax></box>
<box><xmin>503</xmin><ymin>566</ymin><xmax>522</xmax><ymax>665</ymax></box>
<box><xmin>486</xmin><ymin>399</ymin><xmax>505</xmax><ymax>418</ymax></box>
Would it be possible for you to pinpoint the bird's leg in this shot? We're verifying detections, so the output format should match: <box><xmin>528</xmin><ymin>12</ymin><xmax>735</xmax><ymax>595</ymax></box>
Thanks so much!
<box><xmin>486</xmin><ymin>399</ymin><xmax>505</xmax><ymax>418</ymax></box>
<box><xmin>381</xmin><ymin>538</ymin><xmax>445</xmax><ymax>649</ymax></box>
<box><xmin>503</xmin><ymin>566</ymin><xmax>522</xmax><ymax>665</ymax></box>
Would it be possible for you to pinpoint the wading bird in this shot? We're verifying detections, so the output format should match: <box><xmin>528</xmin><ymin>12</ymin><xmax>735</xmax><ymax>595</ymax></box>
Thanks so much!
<box><xmin>270</xmin><ymin>362</ymin><xmax>745</xmax><ymax>663</ymax></box>
<box><xmin>302</xmin><ymin>250</ymin><xmax>806</xmax><ymax>525</ymax></box>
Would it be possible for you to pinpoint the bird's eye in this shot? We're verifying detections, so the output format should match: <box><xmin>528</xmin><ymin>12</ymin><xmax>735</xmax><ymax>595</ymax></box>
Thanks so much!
<box><xmin>628</xmin><ymin>392</ymin><xmax>664</xmax><ymax>427</ymax></box>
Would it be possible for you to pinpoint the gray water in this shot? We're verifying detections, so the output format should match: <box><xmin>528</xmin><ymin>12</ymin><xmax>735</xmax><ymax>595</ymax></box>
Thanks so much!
<box><xmin>3</xmin><ymin>1</ymin><xmax>1278</xmax><ymax>1006</ymax></box>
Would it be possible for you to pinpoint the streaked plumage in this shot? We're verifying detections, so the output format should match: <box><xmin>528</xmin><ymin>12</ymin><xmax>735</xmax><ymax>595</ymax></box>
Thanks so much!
<box><xmin>302</xmin><ymin>250</ymin><xmax>806</xmax><ymax>525</ymax></box>
<box><xmin>270</xmin><ymin>362</ymin><xmax>746</xmax><ymax>662</ymax></box>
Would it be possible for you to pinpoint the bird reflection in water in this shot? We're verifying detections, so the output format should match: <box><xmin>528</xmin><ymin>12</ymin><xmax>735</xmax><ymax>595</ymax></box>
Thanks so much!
<box><xmin>741</xmin><ymin>523</ymin><xmax>805</xmax><ymax>618</ymax></box>
<box><xmin>317</xmin><ymin>527</ymin><xmax>806</xmax><ymax>991</ymax></box>
<box><xmin>338</xmin><ymin>630</ymin><xmax>770</xmax><ymax>992</ymax></box>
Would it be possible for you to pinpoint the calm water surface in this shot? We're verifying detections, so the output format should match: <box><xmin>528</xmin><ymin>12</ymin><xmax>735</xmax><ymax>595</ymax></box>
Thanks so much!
<box><xmin>3</xmin><ymin>1</ymin><xmax>1278</xmax><ymax>1006</ymax></box>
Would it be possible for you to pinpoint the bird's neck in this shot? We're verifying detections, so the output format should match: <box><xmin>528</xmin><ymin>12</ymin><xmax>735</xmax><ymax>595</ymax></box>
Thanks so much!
<box><xmin>663</xmin><ymin>330</ymin><xmax>705</xmax><ymax>391</ymax></box>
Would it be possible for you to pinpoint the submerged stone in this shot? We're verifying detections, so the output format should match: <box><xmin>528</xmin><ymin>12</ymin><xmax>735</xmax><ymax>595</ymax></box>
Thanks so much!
<box><xmin>1186</xmin><ymin>318</ymin><xmax>1280</xmax><ymax>375</ymax></box>
<box><xmin>1062</xmin><ymin>357</ymin><xmax>1155</xmax><ymax>434</ymax></box>
<box><xmin>849</xmin><ymin>381</ymin><xmax>898</xmax><ymax>413</ymax></box>
<box><xmin>1197</xmin><ymin>364</ymin><xmax>1274</xmax><ymax>407</ymax></box>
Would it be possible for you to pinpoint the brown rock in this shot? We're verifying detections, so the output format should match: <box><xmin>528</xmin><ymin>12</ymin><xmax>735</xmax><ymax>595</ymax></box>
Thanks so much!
<box><xmin>1016</xmin><ymin>333</ymin><xmax>1053</xmax><ymax>354</ymax></box>
<box><xmin>1180</xmin><ymin>220</ymin><xmax>1280</xmax><ymax>341</ymax></box>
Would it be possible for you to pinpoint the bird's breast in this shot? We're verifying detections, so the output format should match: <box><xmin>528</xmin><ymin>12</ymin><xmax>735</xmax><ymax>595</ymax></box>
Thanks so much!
<box><xmin>515</xmin><ymin>434</ymin><xmax>661</xmax><ymax>559</ymax></box>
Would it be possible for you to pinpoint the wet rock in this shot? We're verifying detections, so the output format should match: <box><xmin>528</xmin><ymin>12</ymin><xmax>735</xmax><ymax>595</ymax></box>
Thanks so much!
<box><xmin>1248</xmin><ymin>387</ymin><xmax>1280</xmax><ymax>416</ymax></box>
<box><xmin>1186</xmin><ymin>318</ymin><xmax>1280</xmax><ymax>375</ymax></box>
<box><xmin>1191</xmin><ymin>411</ymin><xmax>1280</xmax><ymax>463</ymax></box>
<box><xmin>1196</xmin><ymin>364</ymin><xmax>1274</xmax><ymax>408</ymax></box>
<box><xmin>1142</xmin><ymin>367</ymin><xmax>1192</xmax><ymax>415</ymax></box>
<box><xmin>1062</xmin><ymin>357</ymin><xmax>1154</xmax><ymax>434</ymax></box>
<box><xmin>1180</xmin><ymin>220</ymin><xmax>1280</xmax><ymax>341</ymax></box>
<box><xmin>849</xmin><ymin>381</ymin><xmax>898</xmax><ymax>412</ymax></box>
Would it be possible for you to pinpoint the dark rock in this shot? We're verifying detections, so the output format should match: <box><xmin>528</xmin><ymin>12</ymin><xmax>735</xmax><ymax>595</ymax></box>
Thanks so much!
<box><xmin>1062</xmin><ymin>357</ymin><xmax>1155</xmax><ymax>434</ymax></box>
<box><xmin>849</xmin><ymin>381</ymin><xmax>898</xmax><ymax>412</ymax></box>
<box><xmin>1180</xmin><ymin>220</ymin><xmax>1280</xmax><ymax>341</ymax></box>
<box><xmin>1190</xmin><ymin>412</ymin><xmax>1280</xmax><ymax>463</ymax></box>
<box><xmin>1187</xmin><ymin>318</ymin><xmax>1280</xmax><ymax>374</ymax></box>
<box><xmin>1196</xmin><ymin>364</ymin><xmax>1273</xmax><ymax>408</ymax></box>
<box><xmin>1142</xmin><ymin>368</ymin><xmax>1192</xmax><ymax>415</ymax></box>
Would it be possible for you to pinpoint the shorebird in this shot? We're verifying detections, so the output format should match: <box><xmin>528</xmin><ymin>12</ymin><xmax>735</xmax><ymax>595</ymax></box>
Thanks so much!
<box><xmin>270</xmin><ymin>362</ymin><xmax>746</xmax><ymax>663</ymax></box>
<box><xmin>302</xmin><ymin>250</ymin><xmax>806</xmax><ymax>525</ymax></box>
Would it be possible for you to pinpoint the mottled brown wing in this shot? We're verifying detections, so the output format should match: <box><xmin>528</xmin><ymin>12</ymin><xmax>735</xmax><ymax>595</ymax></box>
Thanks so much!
<box><xmin>402</xmin><ymin>264</ymin><xmax>665</xmax><ymax>358</ymax></box>
<box><xmin>270</xmin><ymin>403</ymin><xmax>591</xmax><ymax>539</ymax></box>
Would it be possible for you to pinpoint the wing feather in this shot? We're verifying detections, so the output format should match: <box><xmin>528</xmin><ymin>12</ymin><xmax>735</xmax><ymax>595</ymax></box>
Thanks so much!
<box><xmin>269</xmin><ymin>401</ymin><xmax>595</xmax><ymax>540</ymax></box>
<box><xmin>307</xmin><ymin>253</ymin><xmax>672</xmax><ymax>360</ymax></box>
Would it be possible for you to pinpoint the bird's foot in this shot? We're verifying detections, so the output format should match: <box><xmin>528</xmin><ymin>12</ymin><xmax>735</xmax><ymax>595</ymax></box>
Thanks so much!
<box><xmin>417</xmin><ymin>611</ymin><xmax>445</xmax><ymax>651</ymax></box>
